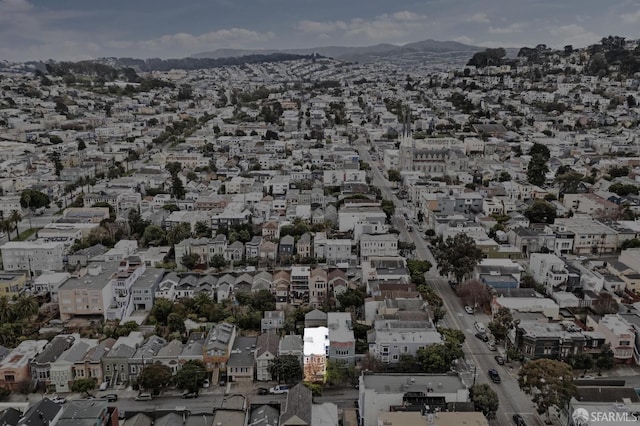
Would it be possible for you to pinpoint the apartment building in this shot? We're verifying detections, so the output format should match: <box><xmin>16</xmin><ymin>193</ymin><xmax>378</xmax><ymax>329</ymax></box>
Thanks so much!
<box><xmin>0</xmin><ymin>240</ymin><xmax>66</xmax><ymax>273</ymax></box>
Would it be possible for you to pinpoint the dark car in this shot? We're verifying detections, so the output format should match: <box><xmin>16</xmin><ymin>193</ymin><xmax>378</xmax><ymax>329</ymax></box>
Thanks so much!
<box><xmin>102</xmin><ymin>394</ymin><xmax>118</xmax><ymax>402</ymax></box>
<box><xmin>182</xmin><ymin>392</ymin><xmax>198</xmax><ymax>399</ymax></box>
<box><xmin>475</xmin><ymin>332</ymin><xmax>489</xmax><ymax>342</ymax></box>
<box><xmin>488</xmin><ymin>369</ymin><xmax>502</xmax><ymax>384</ymax></box>
<box><xmin>513</xmin><ymin>414</ymin><xmax>526</xmax><ymax>426</ymax></box>
<box><xmin>495</xmin><ymin>355</ymin><xmax>505</xmax><ymax>365</ymax></box>
<box><xmin>257</xmin><ymin>387</ymin><xmax>269</xmax><ymax>395</ymax></box>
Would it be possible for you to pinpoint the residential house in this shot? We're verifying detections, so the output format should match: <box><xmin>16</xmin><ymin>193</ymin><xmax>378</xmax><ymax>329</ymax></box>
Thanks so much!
<box><xmin>327</xmin><ymin>312</ymin><xmax>356</xmax><ymax>366</ymax></box>
<box><xmin>255</xmin><ymin>333</ymin><xmax>280</xmax><ymax>382</ymax></box>
<box><xmin>0</xmin><ymin>240</ymin><xmax>66</xmax><ymax>273</ymax></box>
<box><xmin>31</xmin><ymin>334</ymin><xmax>78</xmax><ymax>392</ymax></box>
<box><xmin>50</xmin><ymin>338</ymin><xmax>98</xmax><ymax>394</ymax></box>
<box><xmin>280</xmin><ymin>383</ymin><xmax>312</xmax><ymax>426</ymax></box>
<box><xmin>273</xmin><ymin>270</ymin><xmax>290</xmax><ymax>309</ymax></box>
<box><xmin>309</xmin><ymin>268</ymin><xmax>328</xmax><ymax>309</ymax></box>
<box><xmin>357</xmin><ymin>372</ymin><xmax>470</xmax><ymax>426</ymax></box>
<box><xmin>0</xmin><ymin>272</ymin><xmax>26</xmax><ymax>297</ymax></box>
<box><xmin>279</xmin><ymin>335</ymin><xmax>303</xmax><ymax>366</ymax></box>
<box><xmin>305</xmin><ymin>309</ymin><xmax>328</xmax><ymax>328</ymax></box>
<box><xmin>252</xmin><ymin>271</ymin><xmax>272</xmax><ymax>293</ymax></box>
<box><xmin>360</xmin><ymin>234</ymin><xmax>398</xmax><ymax>262</ymax></box>
<box><xmin>227</xmin><ymin>336</ymin><xmax>257</xmax><ymax>382</ymax></box>
<box><xmin>297</xmin><ymin>233</ymin><xmax>312</xmax><ymax>259</ymax></box>
<box><xmin>303</xmin><ymin>327</ymin><xmax>329</xmax><ymax>383</ymax></box>
<box><xmin>328</xmin><ymin>269</ymin><xmax>349</xmax><ymax>300</ymax></box>
<box><xmin>262</xmin><ymin>220</ymin><xmax>280</xmax><ymax>241</ymax></box>
<box><xmin>203</xmin><ymin>322</ymin><xmax>237</xmax><ymax>375</ymax></box>
<box><xmin>18</xmin><ymin>399</ymin><xmax>64</xmax><ymax>426</ymax></box>
<box><xmin>279</xmin><ymin>235</ymin><xmax>295</xmax><ymax>261</ymax></box>
<box><xmin>0</xmin><ymin>340</ymin><xmax>48</xmax><ymax>390</ymax></box>
<box><xmin>553</xmin><ymin>218</ymin><xmax>618</xmax><ymax>256</ymax></box>
<box><xmin>155</xmin><ymin>271</ymin><xmax>180</xmax><ymax>301</ymax></box>
<box><xmin>512</xmin><ymin>321</ymin><xmax>604</xmax><ymax>361</ymax></box>
<box><xmin>129</xmin><ymin>336</ymin><xmax>167</xmax><ymax>383</ymax></box>
<box><xmin>74</xmin><ymin>338</ymin><xmax>115</xmax><ymax>391</ymax></box>
<box><xmin>596</xmin><ymin>314</ymin><xmax>636</xmax><ymax>364</ymax></box>
<box><xmin>529</xmin><ymin>253</ymin><xmax>576</xmax><ymax>293</ymax></box>
<box><xmin>261</xmin><ymin>311</ymin><xmax>285</xmax><ymax>334</ymax></box>
<box><xmin>290</xmin><ymin>266</ymin><xmax>311</xmax><ymax>304</ymax></box>
<box><xmin>130</xmin><ymin>267</ymin><xmax>163</xmax><ymax>312</ymax></box>
<box><xmin>56</xmin><ymin>400</ymin><xmax>116</xmax><ymax>426</ymax></box>
<box><xmin>225</xmin><ymin>241</ymin><xmax>244</xmax><ymax>262</ymax></box>
<box><xmin>102</xmin><ymin>332</ymin><xmax>144</xmax><ymax>387</ymax></box>
<box><xmin>259</xmin><ymin>240</ymin><xmax>277</xmax><ymax>263</ymax></box>
<box><xmin>245</xmin><ymin>236</ymin><xmax>262</xmax><ymax>260</ymax></box>
<box><xmin>369</xmin><ymin>320</ymin><xmax>442</xmax><ymax>365</ymax></box>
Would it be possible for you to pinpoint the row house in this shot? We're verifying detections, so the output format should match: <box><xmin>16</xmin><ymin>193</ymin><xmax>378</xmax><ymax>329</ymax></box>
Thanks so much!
<box><xmin>369</xmin><ymin>319</ymin><xmax>442</xmax><ymax>365</ymax></box>
<box><xmin>102</xmin><ymin>332</ymin><xmax>144</xmax><ymax>388</ymax></box>
<box><xmin>255</xmin><ymin>333</ymin><xmax>280</xmax><ymax>382</ymax></box>
<box><xmin>50</xmin><ymin>337</ymin><xmax>99</xmax><ymax>394</ymax></box>
<box><xmin>552</xmin><ymin>218</ymin><xmax>618</xmax><ymax>256</ymax></box>
<box><xmin>327</xmin><ymin>312</ymin><xmax>356</xmax><ymax>366</ymax></box>
<box><xmin>360</xmin><ymin>234</ymin><xmax>399</xmax><ymax>261</ymax></box>
<box><xmin>31</xmin><ymin>335</ymin><xmax>78</xmax><ymax>392</ymax></box>
<box><xmin>512</xmin><ymin>321</ymin><xmax>606</xmax><ymax>361</ymax></box>
<box><xmin>0</xmin><ymin>340</ymin><xmax>48</xmax><ymax>391</ymax></box>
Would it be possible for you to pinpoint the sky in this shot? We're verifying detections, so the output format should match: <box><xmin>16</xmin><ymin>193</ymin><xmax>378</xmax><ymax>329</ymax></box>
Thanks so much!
<box><xmin>1</xmin><ymin>0</ymin><xmax>640</xmax><ymax>62</ymax></box>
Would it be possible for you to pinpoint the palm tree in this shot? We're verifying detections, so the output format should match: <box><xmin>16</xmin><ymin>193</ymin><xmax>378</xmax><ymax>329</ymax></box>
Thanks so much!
<box><xmin>13</xmin><ymin>295</ymin><xmax>38</xmax><ymax>321</ymax></box>
<box><xmin>0</xmin><ymin>296</ymin><xmax>14</xmax><ymax>323</ymax></box>
<box><xmin>1</xmin><ymin>219</ymin><xmax>13</xmax><ymax>241</ymax></box>
<box><xmin>9</xmin><ymin>210</ymin><xmax>22</xmax><ymax>239</ymax></box>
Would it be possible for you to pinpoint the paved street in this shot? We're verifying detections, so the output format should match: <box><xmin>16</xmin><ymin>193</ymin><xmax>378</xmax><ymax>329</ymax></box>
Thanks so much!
<box><xmin>359</xmin><ymin>145</ymin><xmax>544</xmax><ymax>426</ymax></box>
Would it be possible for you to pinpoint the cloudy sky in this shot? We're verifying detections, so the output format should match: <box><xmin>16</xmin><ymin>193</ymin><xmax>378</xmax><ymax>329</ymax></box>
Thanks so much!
<box><xmin>1</xmin><ymin>0</ymin><xmax>640</xmax><ymax>62</ymax></box>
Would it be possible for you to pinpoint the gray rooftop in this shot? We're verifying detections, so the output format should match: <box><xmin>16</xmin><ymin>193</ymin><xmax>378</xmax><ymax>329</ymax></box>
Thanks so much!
<box><xmin>362</xmin><ymin>373</ymin><xmax>465</xmax><ymax>394</ymax></box>
<box><xmin>58</xmin><ymin>262</ymin><xmax>120</xmax><ymax>291</ymax></box>
<box><xmin>56</xmin><ymin>400</ymin><xmax>108</xmax><ymax>426</ymax></box>
<box><xmin>280</xmin><ymin>383</ymin><xmax>312</xmax><ymax>425</ymax></box>
<box><xmin>279</xmin><ymin>335</ymin><xmax>303</xmax><ymax>353</ymax></box>
<box><xmin>228</xmin><ymin>336</ymin><xmax>258</xmax><ymax>367</ymax></box>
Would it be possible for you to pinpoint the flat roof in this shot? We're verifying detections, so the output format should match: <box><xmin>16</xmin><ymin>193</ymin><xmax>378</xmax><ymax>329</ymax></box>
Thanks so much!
<box><xmin>303</xmin><ymin>327</ymin><xmax>329</xmax><ymax>356</ymax></box>
<box><xmin>362</xmin><ymin>373</ymin><xmax>464</xmax><ymax>394</ymax></box>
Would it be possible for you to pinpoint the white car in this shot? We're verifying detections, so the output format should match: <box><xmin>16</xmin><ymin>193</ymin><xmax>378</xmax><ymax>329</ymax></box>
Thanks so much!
<box><xmin>51</xmin><ymin>395</ymin><xmax>66</xmax><ymax>404</ymax></box>
<box><xmin>487</xmin><ymin>341</ymin><xmax>497</xmax><ymax>351</ymax></box>
<box><xmin>202</xmin><ymin>379</ymin><xmax>210</xmax><ymax>388</ymax></box>
<box><xmin>464</xmin><ymin>306</ymin><xmax>474</xmax><ymax>314</ymax></box>
<box><xmin>269</xmin><ymin>385</ymin><xmax>290</xmax><ymax>394</ymax></box>
<box><xmin>474</xmin><ymin>322</ymin><xmax>486</xmax><ymax>333</ymax></box>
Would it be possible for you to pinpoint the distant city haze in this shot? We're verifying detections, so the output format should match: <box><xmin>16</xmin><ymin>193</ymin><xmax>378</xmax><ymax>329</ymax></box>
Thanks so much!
<box><xmin>0</xmin><ymin>0</ymin><xmax>639</xmax><ymax>61</ymax></box>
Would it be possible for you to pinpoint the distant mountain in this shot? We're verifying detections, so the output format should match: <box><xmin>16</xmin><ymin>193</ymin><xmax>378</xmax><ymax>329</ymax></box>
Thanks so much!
<box><xmin>192</xmin><ymin>39</ymin><xmax>483</xmax><ymax>65</ymax></box>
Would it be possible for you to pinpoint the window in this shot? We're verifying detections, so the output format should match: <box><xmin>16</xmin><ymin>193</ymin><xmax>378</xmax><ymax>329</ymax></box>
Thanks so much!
<box><xmin>620</xmin><ymin>341</ymin><xmax>631</xmax><ymax>346</ymax></box>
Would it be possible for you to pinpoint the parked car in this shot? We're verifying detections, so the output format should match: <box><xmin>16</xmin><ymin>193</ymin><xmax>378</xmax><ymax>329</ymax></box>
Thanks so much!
<box><xmin>182</xmin><ymin>392</ymin><xmax>198</xmax><ymax>399</ymax></box>
<box><xmin>102</xmin><ymin>394</ymin><xmax>118</xmax><ymax>402</ymax></box>
<box><xmin>269</xmin><ymin>385</ymin><xmax>290</xmax><ymax>394</ymax></box>
<box><xmin>475</xmin><ymin>332</ymin><xmax>489</xmax><ymax>342</ymax></box>
<box><xmin>135</xmin><ymin>393</ymin><xmax>152</xmax><ymax>401</ymax></box>
<box><xmin>474</xmin><ymin>322</ymin><xmax>486</xmax><ymax>333</ymax></box>
<box><xmin>464</xmin><ymin>305</ymin><xmax>474</xmax><ymax>314</ymax></box>
<box><xmin>99</xmin><ymin>382</ymin><xmax>108</xmax><ymax>391</ymax></box>
<box><xmin>487</xmin><ymin>341</ymin><xmax>497</xmax><ymax>351</ymax></box>
<box><xmin>257</xmin><ymin>387</ymin><xmax>269</xmax><ymax>395</ymax></box>
<box><xmin>488</xmin><ymin>369</ymin><xmax>502</xmax><ymax>384</ymax></box>
<box><xmin>495</xmin><ymin>355</ymin><xmax>505</xmax><ymax>365</ymax></box>
<box><xmin>513</xmin><ymin>414</ymin><xmax>527</xmax><ymax>426</ymax></box>
<box><xmin>51</xmin><ymin>395</ymin><xmax>66</xmax><ymax>404</ymax></box>
<box><xmin>202</xmin><ymin>379</ymin><xmax>210</xmax><ymax>388</ymax></box>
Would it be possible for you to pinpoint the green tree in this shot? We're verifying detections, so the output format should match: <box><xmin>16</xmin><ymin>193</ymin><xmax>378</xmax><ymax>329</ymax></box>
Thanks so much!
<box><xmin>569</xmin><ymin>353</ymin><xmax>594</xmax><ymax>376</ymax></box>
<box><xmin>471</xmin><ymin>383</ymin><xmax>499</xmax><ymax>419</ymax></box>
<box><xmin>167</xmin><ymin>222</ymin><xmax>191</xmax><ymax>246</ymax></box>
<box><xmin>167</xmin><ymin>312</ymin><xmax>186</xmax><ymax>334</ymax></box>
<box><xmin>488</xmin><ymin>307</ymin><xmax>517</xmax><ymax>343</ymax></box>
<box><xmin>174</xmin><ymin>360</ymin><xmax>208</xmax><ymax>393</ymax></box>
<box><xmin>595</xmin><ymin>344</ymin><xmax>614</xmax><ymax>375</ymax></box>
<box><xmin>527</xmin><ymin>154</ymin><xmax>549</xmax><ymax>186</ymax></box>
<box><xmin>269</xmin><ymin>355</ymin><xmax>303</xmax><ymax>384</ymax></box>
<box><xmin>524</xmin><ymin>199</ymin><xmax>556</xmax><ymax>224</ymax></box>
<box><xmin>70</xmin><ymin>378</ymin><xmax>97</xmax><ymax>396</ymax></box>
<box><xmin>528</xmin><ymin>143</ymin><xmax>551</xmax><ymax>160</ymax></box>
<box><xmin>498</xmin><ymin>171</ymin><xmax>511</xmax><ymax>182</ymax></box>
<box><xmin>325</xmin><ymin>360</ymin><xmax>356</xmax><ymax>385</ymax></box>
<box><xmin>387</xmin><ymin>169</ymin><xmax>401</xmax><ymax>184</ymax></box>
<box><xmin>455</xmin><ymin>279</ymin><xmax>492</xmax><ymax>310</ymax></box>
<box><xmin>165</xmin><ymin>161</ymin><xmax>183</xmax><ymax>176</ymax></box>
<box><xmin>13</xmin><ymin>295</ymin><xmax>38</xmax><ymax>321</ymax></box>
<box><xmin>518</xmin><ymin>359</ymin><xmax>576</xmax><ymax>421</ymax></box>
<box><xmin>194</xmin><ymin>221</ymin><xmax>212</xmax><ymax>237</ymax></box>
<box><xmin>150</xmin><ymin>298</ymin><xmax>173</xmax><ymax>326</ymax></box>
<box><xmin>406</xmin><ymin>259</ymin><xmax>432</xmax><ymax>280</ymax></box>
<box><xmin>142</xmin><ymin>224</ymin><xmax>166</xmax><ymax>246</ymax></box>
<box><xmin>337</xmin><ymin>287</ymin><xmax>365</xmax><ymax>311</ymax></box>
<box><xmin>20</xmin><ymin>189</ymin><xmax>50</xmax><ymax>213</ymax></box>
<box><xmin>433</xmin><ymin>234</ymin><xmax>483</xmax><ymax>284</ymax></box>
<box><xmin>555</xmin><ymin>172</ymin><xmax>585</xmax><ymax>195</ymax></box>
<box><xmin>171</xmin><ymin>175</ymin><xmax>186</xmax><ymax>200</ymax></box>
<box><xmin>48</xmin><ymin>151</ymin><xmax>63</xmax><ymax>177</ymax></box>
<box><xmin>138</xmin><ymin>363</ymin><xmax>172</xmax><ymax>393</ymax></box>
<box><xmin>381</xmin><ymin>199</ymin><xmax>395</xmax><ymax>222</ymax></box>
<box><xmin>181</xmin><ymin>253</ymin><xmax>201</xmax><ymax>270</ymax></box>
<box><xmin>209</xmin><ymin>254</ymin><xmax>227</xmax><ymax>270</ymax></box>
<box><xmin>251</xmin><ymin>289</ymin><xmax>276</xmax><ymax>312</ymax></box>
